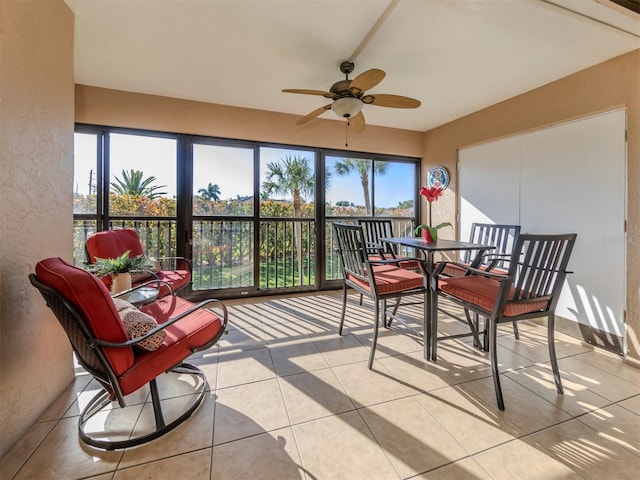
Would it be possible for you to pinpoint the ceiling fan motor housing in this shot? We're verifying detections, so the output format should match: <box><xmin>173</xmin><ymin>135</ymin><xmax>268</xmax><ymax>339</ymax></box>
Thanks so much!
<box><xmin>330</xmin><ymin>79</ymin><xmax>352</xmax><ymax>96</ymax></box>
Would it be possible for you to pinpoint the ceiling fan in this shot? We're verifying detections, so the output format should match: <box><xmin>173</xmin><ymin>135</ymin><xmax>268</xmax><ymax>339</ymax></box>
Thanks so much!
<box><xmin>282</xmin><ymin>61</ymin><xmax>421</xmax><ymax>131</ymax></box>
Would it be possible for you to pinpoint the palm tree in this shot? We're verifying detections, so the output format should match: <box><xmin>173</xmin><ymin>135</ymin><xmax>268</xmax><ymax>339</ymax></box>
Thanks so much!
<box><xmin>198</xmin><ymin>182</ymin><xmax>221</xmax><ymax>201</ymax></box>
<box><xmin>111</xmin><ymin>169</ymin><xmax>167</xmax><ymax>199</ymax></box>
<box><xmin>333</xmin><ymin>158</ymin><xmax>388</xmax><ymax>215</ymax></box>
<box><xmin>262</xmin><ymin>155</ymin><xmax>315</xmax><ymax>283</ymax></box>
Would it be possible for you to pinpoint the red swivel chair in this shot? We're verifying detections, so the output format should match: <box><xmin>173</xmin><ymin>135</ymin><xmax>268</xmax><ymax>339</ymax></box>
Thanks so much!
<box><xmin>85</xmin><ymin>228</ymin><xmax>191</xmax><ymax>296</ymax></box>
<box><xmin>29</xmin><ymin>257</ymin><xmax>227</xmax><ymax>450</ymax></box>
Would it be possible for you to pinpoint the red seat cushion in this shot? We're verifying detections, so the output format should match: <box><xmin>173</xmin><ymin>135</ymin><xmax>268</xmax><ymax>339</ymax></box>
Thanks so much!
<box><xmin>368</xmin><ymin>255</ymin><xmax>421</xmax><ymax>271</ymax></box>
<box><xmin>439</xmin><ymin>276</ymin><xmax>549</xmax><ymax>317</ymax></box>
<box><xmin>441</xmin><ymin>262</ymin><xmax>508</xmax><ymax>278</ymax></box>
<box><xmin>441</xmin><ymin>262</ymin><xmax>468</xmax><ymax>278</ymax></box>
<box><xmin>86</xmin><ymin>229</ymin><xmax>145</xmax><ymax>262</ymax></box>
<box><xmin>154</xmin><ymin>269</ymin><xmax>190</xmax><ymax>296</ymax></box>
<box><xmin>117</xmin><ymin>296</ymin><xmax>224</xmax><ymax>395</ymax></box>
<box><xmin>35</xmin><ymin>258</ymin><xmax>135</xmax><ymax>375</ymax></box>
<box><xmin>348</xmin><ymin>265</ymin><xmax>425</xmax><ymax>295</ymax></box>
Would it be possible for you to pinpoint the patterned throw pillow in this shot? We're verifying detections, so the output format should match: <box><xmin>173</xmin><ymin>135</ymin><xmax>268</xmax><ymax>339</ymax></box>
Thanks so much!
<box><xmin>112</xmin><ymin>298</ymin><xmax>166</xmax><ymax>351</ymax></box>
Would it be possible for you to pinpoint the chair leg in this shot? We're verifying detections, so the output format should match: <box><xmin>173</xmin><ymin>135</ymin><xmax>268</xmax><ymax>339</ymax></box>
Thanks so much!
<box><xmin>487</xmin><ymin>317</ymin><xmax>505</xmax><ymax>411</ymax></box>
<box><xmin>368</xmin><ymin>300</ymin><xmax>381</xmax><ymax>369</ymax></box>
<box><xmin>149</xmin><ymin>378</ymin><xmax>166</xmax><ymax>430</ymax></box>
<box><xmin>482</xmin><ymin>316</ymin><xmax>489</xmax><ymax>352</ymax></box>
<box><xmin>339</xmin><ymin>284</ymin><xmax>348</xmax><ymax>335</ymax></box>
<box><xmin>385</xmin><ymin>297</ymin><xmax>401</xmax><ymax>328</ymax></box>
<box><xmin>547</xmin><ymin>314</ymin><xmax>564</xmax><ymax>395</ymax></box>
<box><xmin>359</xmin><ymin>293</ymin><xmax>363</xmax><ymax>306</ymax></box>
<box><xmin>463</xmin><ymin>309</ymin><xmax>482</xmax><ymax>349</ymax></box>
<box><xmin>512</xmin><ymin>321</ymin><xmax>520</xmax><ymax>340</ymax></box>
<box><xmin>78</xmin><ymin>363</ymin><xmax>207</xmax><ymax>450</ymax></box>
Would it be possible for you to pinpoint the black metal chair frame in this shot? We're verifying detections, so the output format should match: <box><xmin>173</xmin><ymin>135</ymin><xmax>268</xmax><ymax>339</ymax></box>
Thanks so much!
<box><xmin>357</xmin><ymin>218</ymin><xmax>422</xmax><ymax>315</ymax></box>
<box><xmin>357</xmin><ymin>219</ymin><xmax>415</xmax><ymax>261</ymax></box>
<box><xmin>442</xmin><ymin>223</ymin><xmax>522</xmax><ymax>349</ymax></box>
<box><xmin>29</xmin><ymin>275</ymin><xmax>228</xmax><ymax>450</ymax></box>
<box><xmin>334</xmin><ymin>223</ymin><xmax>429</xmax><ymax>368</ymax></box>
<box><xmin>435</xmin><ymin>233</ymin><xmax>577</xmax><ymax>410</ymax></box>
<box><xmin>463</xmin><ymin>223</ymin><xmax>521</xmax><ymax>268</ymax></box>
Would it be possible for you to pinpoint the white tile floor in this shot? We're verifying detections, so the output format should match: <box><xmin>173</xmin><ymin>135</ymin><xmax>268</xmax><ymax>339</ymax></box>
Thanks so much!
<box><xmin>2</xmin><ymin>291</ymin><xmax>639</xmax><ymax>479</ymax></box>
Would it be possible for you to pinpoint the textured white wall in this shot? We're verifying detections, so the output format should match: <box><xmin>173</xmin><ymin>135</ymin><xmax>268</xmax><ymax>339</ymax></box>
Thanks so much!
<box><xmin>0</xmin><ymin>0</ymin><xmax>75</xmax><ymax>456</ymax></box>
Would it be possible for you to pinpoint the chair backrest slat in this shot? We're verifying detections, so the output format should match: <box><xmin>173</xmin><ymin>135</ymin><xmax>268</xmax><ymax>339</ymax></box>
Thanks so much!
<box><xmin>358</xmin><ymin>219</ymin><xmax>396</xmax><ymax>255</ymax></box>
<box><xmin>511</xmin><ymin>234</ymin><xmax>576</xmax><ymax>304</ymax></box>
<box><xmin>334</xmin><ymin>223</ymin><xmax>368</xmax><ymax>280</ymax></box>
<box><xmin>465</xmin><ymin>223</ymin><xmax>521</xmax><ymax>267</ymax></box>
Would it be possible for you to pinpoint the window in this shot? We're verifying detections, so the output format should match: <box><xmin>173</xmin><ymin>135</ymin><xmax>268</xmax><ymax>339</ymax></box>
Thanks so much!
<box><xmin>74</xmin><ymin>125</ymin><xmax>420</xmax><ymax>297</ymax></box>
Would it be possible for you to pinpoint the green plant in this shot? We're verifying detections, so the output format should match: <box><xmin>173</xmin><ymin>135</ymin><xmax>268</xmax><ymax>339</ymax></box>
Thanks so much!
<box><xmin>87</xmin><ymin>251</ymin><xmax>156</xmax><ymax>277</ymax></box>
<box><xmin>414</xmin><ymin>221</ymin><xmax>453</xmax><ymax>239</ymax></box>
<box><xmin>111</xmin><ymin>169</ymin><xmax>167</xmax><ymax>199</ymax></box>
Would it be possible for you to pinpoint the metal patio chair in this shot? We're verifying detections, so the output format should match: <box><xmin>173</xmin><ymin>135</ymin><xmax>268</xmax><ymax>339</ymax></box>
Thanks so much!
<box><xmin>334</xmin><ymin>223</ymin><xmax>428</xmax><ymax>368</ymax></box>
<box><xmin>441</xmin><ymin>223</ymin><xmax>521</xmax><ymax>348</ymax></box>
<box><xmin>435</xmin><ymin>233</ymin><xmax>577</xmax><ymax>410</ymax></box>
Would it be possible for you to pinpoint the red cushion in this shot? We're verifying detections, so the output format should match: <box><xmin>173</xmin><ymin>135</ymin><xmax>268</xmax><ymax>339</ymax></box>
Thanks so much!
<box><xmin>86</xmin><ymin>229</ymin><xmax>145</xmax><ymax>262</ymax></box>
<box><xmin>117</xmin><ymin>296</ymin><xmax>223</xmax><ymax>395</ymax></box>
<box><xmin>439</xmin><ymin>276</ymin><xmax>549</xmax><ymax>317</ymax></box>
<box><xmin>87</xmin><ymin>229</ymin><xmax>191</xmax><ymax>295</ymax></box>
<box><xmin>348</xmin><ymin>264</ymin><xmax>424</xmax><ymax>295</ymax></box>
<box><xmin>441</xmin><ymin>263</ymin><xmax>468</xmax><ymax>278</ymax></box>
<box><xmin>35</xmin><ymin>258</ymin><xmax>134</xmax><ymax>375</ymax></box>
<box><xmin>154</xmin><ymin>270</ymin><xmax>190</xmax><ymax>296</ymax></box>
<box><xmin>441</xmin><ymin>262</ymin><xmax>508</xmax><ymax>278</ymax></box>
<box><xmin>368</xmin><ymin>255</ymin><xmax>421</xmax><ymax>271</ymax></box>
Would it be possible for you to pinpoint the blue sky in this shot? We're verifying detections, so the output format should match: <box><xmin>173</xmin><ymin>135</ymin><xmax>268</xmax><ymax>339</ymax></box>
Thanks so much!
<box><xmin>74</xmin><ymin>133</ymin><xmax>417</xmax><ymax>208</ymax></box>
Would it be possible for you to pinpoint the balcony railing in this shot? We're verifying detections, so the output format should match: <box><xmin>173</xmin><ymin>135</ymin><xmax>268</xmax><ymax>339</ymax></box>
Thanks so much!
<box><xmin>73</xmin><ymin>216</ymin><xmax>415</xmax><ymax>292</ymax></box>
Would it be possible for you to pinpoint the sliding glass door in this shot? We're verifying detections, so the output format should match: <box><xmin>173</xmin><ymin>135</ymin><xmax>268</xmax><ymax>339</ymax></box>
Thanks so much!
<box><xmin>74</xmin><ymin>125</ymin><xmax>419</xmax><ymax>299</ymax></box>
<box><xmin>191</xmin><ymin>142</ymin><xmax>255</xmax><ymax>291</ymax></box>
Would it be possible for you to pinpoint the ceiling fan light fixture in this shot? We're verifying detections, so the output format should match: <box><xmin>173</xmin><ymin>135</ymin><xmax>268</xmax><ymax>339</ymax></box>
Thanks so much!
<box><xmin>332</xmin><ymin>97</ymin><xmax>363</xmax><ymax>119</ymax></box>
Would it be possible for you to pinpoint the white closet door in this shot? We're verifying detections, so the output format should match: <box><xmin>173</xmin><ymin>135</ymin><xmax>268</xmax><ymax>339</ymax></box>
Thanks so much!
<box><xmin>458</xmin><ymin>135</ymin><xmax>520</xmax><ymax>242</ymax></box>
<box><xmin>520</xmin><ymin>110</ymin><xmax>626</xmax><ymax>335</ymax></box>
<box><xmin>459</xmin><ymin>109</ymin><xmax>626</xmax><ymax>340</ymax></box>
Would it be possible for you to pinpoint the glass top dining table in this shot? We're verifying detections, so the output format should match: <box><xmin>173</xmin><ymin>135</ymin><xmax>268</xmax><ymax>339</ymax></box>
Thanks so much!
<box><xmin>381</xmin><ymin>237</ymin><xmax>495</xmax><ymax>361</ymax></box>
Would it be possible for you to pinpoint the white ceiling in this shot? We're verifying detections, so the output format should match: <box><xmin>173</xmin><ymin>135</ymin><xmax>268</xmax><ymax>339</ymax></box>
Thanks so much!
<box><xmin>65</xmin><ymin>0</ymin><xmax>639</xmax><ymax>132</ymax></box>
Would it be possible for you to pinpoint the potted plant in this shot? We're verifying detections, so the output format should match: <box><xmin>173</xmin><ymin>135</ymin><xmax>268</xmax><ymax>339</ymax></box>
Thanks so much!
<box><xmin>414</xmin><ymin>186</ymin><xmax>452</xmax><ymax>242</ymax></box>
<box><xmin>87</xmin><ymin>251</ymin><xmax>157</xmax><ymax>293</ymax></box>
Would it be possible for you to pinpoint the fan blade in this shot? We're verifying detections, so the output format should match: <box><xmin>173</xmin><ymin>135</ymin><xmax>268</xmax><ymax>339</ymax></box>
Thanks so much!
<box><xmin>348</xmin><ymin>69</ymin><xmax>385</xmax><ymax>96</ymax></box>
<box><xmin>349</xmin><ymin>111</ymin><xmax>366</xmax><ymax>132</ymax></box>
<box><xmin>283</xmin><ymin>89</ymin><xmax>336</xmax><ymax>99</ymax></box>
<box><xmin>296</xmin><ymin>104</ymin><xmax>332</xmax><ymax>125</ymax></box>
<box><xmin>363</xmin><ymin>93</ymin><xmax>421</xmax><ymax>108</ymax></box>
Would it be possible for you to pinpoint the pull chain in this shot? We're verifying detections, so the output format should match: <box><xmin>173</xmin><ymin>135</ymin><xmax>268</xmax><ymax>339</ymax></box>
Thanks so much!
<box><xmin>345</xmin><ymin>119</ymin><xmax>349</xmax><ymax>147</ymax></box>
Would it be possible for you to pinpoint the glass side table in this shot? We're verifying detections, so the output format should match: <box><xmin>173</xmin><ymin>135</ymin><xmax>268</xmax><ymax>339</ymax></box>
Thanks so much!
<box><xmin>115</xmin><ymin>287</ymin><xmax>159</xmax><ymax>307</ymax></box>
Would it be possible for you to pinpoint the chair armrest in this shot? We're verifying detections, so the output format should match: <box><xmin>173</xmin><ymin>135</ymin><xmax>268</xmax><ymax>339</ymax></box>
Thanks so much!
<box><xmin>367</xmin><ymin>257</ymin><xmax>428</xmax><ymax>275</ymax></box>
<box><xmin>92</xmin><ymin>298</ymin><xmax>228</xmax><ymax>348</ymax></box>
<box><xmin>156</xmin><ymin>256</ymin><xmax>193</xmax><ymax>272</ymax></box>
<box><xmin>434</xmin><ymin>261</ymin><xmax>511</xmax><ymax>280</ymax></box>
<box><xmin>469</xmin><ymin>253</ymin><xmax>512</xmax><ymax>269</ymax></box>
